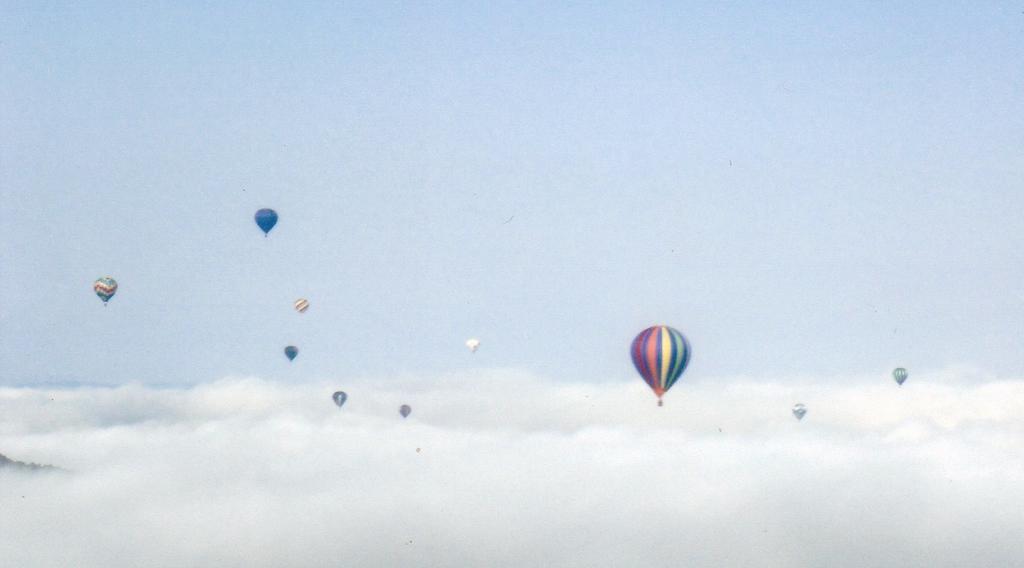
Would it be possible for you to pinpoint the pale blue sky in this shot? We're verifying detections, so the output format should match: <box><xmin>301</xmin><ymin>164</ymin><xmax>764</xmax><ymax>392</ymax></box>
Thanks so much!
<box><xmin>2</xmin><ymin>2</ymin><xmax>1022</xmax><ymax>386</ymax></box>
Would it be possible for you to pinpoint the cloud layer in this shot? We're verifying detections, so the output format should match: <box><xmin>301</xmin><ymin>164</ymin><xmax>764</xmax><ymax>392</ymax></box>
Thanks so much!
<box><xmin>2</xmin><ymin>370</ymin><xmax>1023</xmax><ymax>567</ymax></box>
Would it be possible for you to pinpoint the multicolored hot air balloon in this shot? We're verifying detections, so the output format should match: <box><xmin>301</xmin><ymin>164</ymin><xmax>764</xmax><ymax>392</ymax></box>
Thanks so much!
<box><xmin>630</xmin><ymin>325</ymin><xmax>691</xmax><ymax>406</ymax></box>
<box><xmin>332</xmin><ymin>391</ymin><xmax>347</xmax><ymax>408</ymax></box>
<box><xmin>792</xmin><ymin>403</ymin><xmax>807</xmax><ymax>420</ymax></box>
<box><xmin>893</xmin><ymin>367</ymin><xmax>908</xmax><ymax>386</ymax></box>
<box><xmin>93</xmin><ymin>277</ymin><xmax>117</xmax><ymax>305</ymax></box>
<box><xmin>284</xmin><ymin>346</ymin><xmax>298</xmax><ymax>361</ymax></box>
<box><xmin>294</xmin><ymin>298</ymin><xmax>309</xmax><ymax>313</ymax></box>
<box><xmin>254</xmin><ymin>208</ymin><xmax>278</xmax><ymax>236</ymax></box>
<box><xmin>400</xmin><ymin>404</ymin><xmax>411</xmax><ymax>418</ymax></box>
<box><xmin>465</xmin><ymin>338</ymin><xmax>480</xmax><ymax>353</ymax></box>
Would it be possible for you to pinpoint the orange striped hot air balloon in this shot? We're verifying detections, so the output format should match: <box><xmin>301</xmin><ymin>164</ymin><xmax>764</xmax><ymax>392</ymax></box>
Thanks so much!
<box><xmin>93</xmin><ymin>277</ymin><xmax>117</xmax><ymax>305</ymax></box>
<box><xmin>294</xmin><ymin>298</ymin><xmax>309</xmax><ymax>313</ymax></box>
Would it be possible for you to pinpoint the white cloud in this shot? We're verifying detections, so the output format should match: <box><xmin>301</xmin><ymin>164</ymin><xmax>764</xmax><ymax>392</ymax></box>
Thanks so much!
<box><xmin>2</xmin><ymin>370</ymin><xmax>1024</xmax><ymax>567</ymax></box>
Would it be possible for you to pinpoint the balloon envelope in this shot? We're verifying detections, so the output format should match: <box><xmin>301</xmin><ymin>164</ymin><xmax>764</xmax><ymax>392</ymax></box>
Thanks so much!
<box><xmin>332</xmin><ymin>391</ymin><xmax>347</xmax><ymax>408</ymax></box>
<box><xmin>93</xmin><ymin>277</ymin><xmax>117</xmax><ymax>303</ymax></box>
<box><xmin>465</xmin><ymin>338</ymin><xmax>480</xmax><ymax>353</ymax></box>
<box><xmin>284</xmin><ymin>346</ymin><xmax>298</xmax><ymax>361</ymax></box>
<box><xmin>254</xmin><ymin>208</ymin><xmax>278</xmax><ymax>235</ymax></box>
<box><xmin>893</xmin><ymin>367</ymin><xmax>908</xmax><ymax>386</ymax></box>
<box><xmin>400</xmin><ymin>404</ymin><xmax>411</xmax><ymax>418</ymax></box>
<box><xmin>792</xmin><ymin>403</ymin><xmax>807</xmax><ymax>420</ymax></box>
<box><xmin>630</xmin><ymin>325</ymin><xmax>691</xmax><ymax>405</ymax></box>
<box><xmin>294</xmin><ymin>298</ymin><xmax>309</xmax><ymax>313</ymax></box>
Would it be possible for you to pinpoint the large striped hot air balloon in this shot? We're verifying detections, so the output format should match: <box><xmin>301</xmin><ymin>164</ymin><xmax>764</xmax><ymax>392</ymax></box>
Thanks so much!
<box><xmin>630</xmin><ymin>325</ymin><xmax>691</xmax><ymax>406</ymax></box>
<box><xmin>93</xmin><ymin>277</ymin><xmax>117</xmax><ymax>305</ymax></box>
<box><xmin>294</xmin><ymin>298</ymin><xmax>309</xmax><ymax>313</ymax></box>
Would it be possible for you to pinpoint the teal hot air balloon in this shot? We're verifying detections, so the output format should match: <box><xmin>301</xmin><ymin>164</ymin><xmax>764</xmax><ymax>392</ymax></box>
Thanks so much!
<box><xmin>332</xmin><ymin>391</ymin><xmax>347</xmax><ymax>408</ymax></box>
<box><xmin>254</xmin><ymin>208</ymin><xmax>278</xmax><ymax>236</ymax></box>
<box><xmin>630</xmin><ymin>325</ymin><xmax>691</xmax><ymax>406</ymax></box>
<box><xmin>284</xmin><ymin>346</ymin><xmax>298</xmax><ymax>361</ymax></box>
<box><xmin>93</xmin><ymin>277</ymin><xmax>117</xmax><ymax>305</ymax></box>
<box><xmin>792</xmin><ymin>403</ymin><xmax>807</xmax><ymax>420</ymax></box>
<box><xmin>893</xmin><ymin>368</ymin><xmax>908</xmax><ymax>386</ymax></box>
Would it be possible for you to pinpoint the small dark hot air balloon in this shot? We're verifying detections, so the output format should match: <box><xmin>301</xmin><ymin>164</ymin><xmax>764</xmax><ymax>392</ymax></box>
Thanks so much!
<box><xmin>332</xmin><ymin>391</ymin><xmax>347</xmax><ymax>408</ymax></box>
<box><xmin>400</xmin><ymin>404</ymin><xmax>411</xmax><ymax>418</ymax></box>
<box><xmin>792</xmin><ymin>403</ymin><xmax>807</xmax><ymax>421</ymax></box>
<box><xmin>284</xmin><ymin>346</ymin><xmax>298</xmax><ymax>361</ymax></box>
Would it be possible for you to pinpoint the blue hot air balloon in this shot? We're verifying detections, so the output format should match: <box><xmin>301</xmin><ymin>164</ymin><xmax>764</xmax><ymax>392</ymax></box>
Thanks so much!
<box><xmin>284</xmin><ymin>346</ymin><xmax>298</xmax><ymax>361</ymax></box>
<box><xmin>400</xmin><ymin>404</ymin><xmax>411</xmax><ymax>418</ymax></box>
<box><xmin>254</xmin><ymin>208</ymin><xmax>278</xmax><ymax>236</ymax></box>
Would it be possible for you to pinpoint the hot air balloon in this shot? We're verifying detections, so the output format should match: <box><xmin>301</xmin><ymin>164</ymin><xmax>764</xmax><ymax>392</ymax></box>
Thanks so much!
<box><xmin>893</xmin><ymin>368</ymin><xmax>908</xmax><ymax>386</ymax></box>
<box><xmin>465</xmin><ymin>338</ymin><xmax>480</xmax><ymax>353</ymax></box>
<box><xmin>792</xmin><ymin>403</ymin><xmax>807</xmax><ymax>420</ymax></box>
<box><xmin>254</xmin><ymin>208</ymin><xmax>278</xmax><ymax>236</ymax></box>
<box><xmin>284</xmin><ymin>346</ymin><xmax>298</xmax><ymax>361</ymax></box>
<box><xmin>400</xmin><ymin>404</ymin><xmax>411</xmax><ymax>418</ymax></box>
<box><xmin>630</xmin><ymin>325</ymin><xmax>691</xmax><ymax>406</ymax></box>
<box><xmin>332</xmin><ymin>391</ymin><xmax>347</xmax><ymax>408</ymax></box>
<box><xmin>294</xmin><ymin>298</ymin><xmax>309</xmax><ymax>313</ymax></box>
<box><xmin>93</xmin><ymin>277</ymin><xmax>117</xmax><ymax>305</ymax></box>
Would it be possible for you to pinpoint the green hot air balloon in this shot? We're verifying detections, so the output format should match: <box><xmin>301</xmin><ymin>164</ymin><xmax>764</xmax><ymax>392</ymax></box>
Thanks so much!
<box><xmin>893</xmin><ymin>368</ymin><xmax>908</xmax><ymax>386</ymax></box>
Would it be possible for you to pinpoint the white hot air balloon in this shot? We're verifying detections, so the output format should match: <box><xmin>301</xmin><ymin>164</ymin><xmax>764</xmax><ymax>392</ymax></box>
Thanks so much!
<box><xmin>465</xmin><ymin>338</ymin><xmax>480</xmax><ymax>353</ymax></box>
<box><xmin>294</xmin><ymin>298</ymin><xmax>309</xmax><ymax>313</ymax></box>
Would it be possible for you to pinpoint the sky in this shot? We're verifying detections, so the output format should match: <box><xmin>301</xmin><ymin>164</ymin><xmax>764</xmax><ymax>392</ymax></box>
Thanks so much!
<box><xmin>2</xmin><ymin>2</ymin><xmax>1023</xmax><ymax>386</ymax></box>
